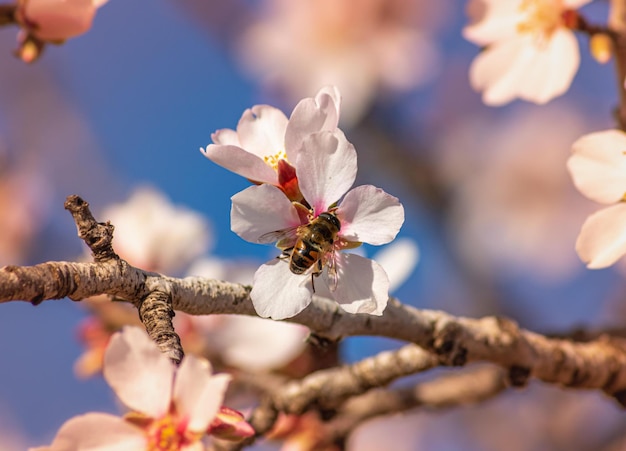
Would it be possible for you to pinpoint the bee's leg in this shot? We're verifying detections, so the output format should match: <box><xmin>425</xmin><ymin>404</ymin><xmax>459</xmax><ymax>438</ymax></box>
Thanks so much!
<box><xmin>310</xmin><ymin>260</ymin><xmax>323</xmax><ymax>293</ymax></box>
<box><xmin>278</xmin><ymin>247</ymin><xmax>293</xmax><ymax>260</ymax></box>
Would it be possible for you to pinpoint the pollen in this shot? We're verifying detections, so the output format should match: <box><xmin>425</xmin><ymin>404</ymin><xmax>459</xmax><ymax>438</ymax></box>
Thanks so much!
<box><xmin>516</xmin><ymin>0</ymin><xmax>564</xmax><ymax>45</ymax></box>
<box><xmin>263</xmin><ymin>150</ymin><xmax>288</xmax><ymax>171</ymax></box>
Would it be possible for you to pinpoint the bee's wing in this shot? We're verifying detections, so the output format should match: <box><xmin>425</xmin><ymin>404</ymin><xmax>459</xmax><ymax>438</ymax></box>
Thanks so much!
<box><xmin>257</xmin><ymin>226</ymin><xmax>300</xmax><ymax>246</ymax></box>
<box><xmin>325</xmin><ymin>251</ymin><xmax>339</xmax><ymax>292</ymax></box>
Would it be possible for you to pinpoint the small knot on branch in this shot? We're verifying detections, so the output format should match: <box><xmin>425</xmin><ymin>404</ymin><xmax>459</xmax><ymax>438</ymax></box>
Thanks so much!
<box><xmin>508</xmin><ymin>365</ymin><xmax>531</xmax><ymax>387</ymax></box>
<box><xmin>248</xmin><ymin>399</ymin><xmax>279</xmax><ymax>437</ymax></box>
<box><xmin>430</xmin><ymin>321</ymin><xmax>468</xmax><ymax>366</ymax></box>
<box><xmin>64</xmin><ymin>195</ymin><xmax>118</xmax><ymax>262</ymax></box>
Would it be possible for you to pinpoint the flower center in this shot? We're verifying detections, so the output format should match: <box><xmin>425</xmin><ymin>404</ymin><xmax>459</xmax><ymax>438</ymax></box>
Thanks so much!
<box><xmin>517</xmin><ymin>0</ymin><xmax>564</xmax><ymax>44</ymax></box>
<box><xmin>146</xmin><ymin>415</ymin><xmax>181</xmax><ymax>451</ymax></box>
<box><xmin>263</xmin><ymin>150</ymin><xmax>287</xmax><ymax>171</ymax></box>
<box><xmin>144</xmin><ymin>414</ymin><xmax>198</xmax><ymax>451</ymax></box>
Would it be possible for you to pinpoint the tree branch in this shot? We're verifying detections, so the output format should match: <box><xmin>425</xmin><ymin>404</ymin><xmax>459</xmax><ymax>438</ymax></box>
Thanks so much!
<box><xmin>244</xmin><ymin>344</ymin><xmax>438</xmax><ymax>439</ymax></box>
<box><xmin>0</xmin><ymin>5</ymin><xmax>16</xmax><ymax>26</ymax></box>
<box><xmin>325</xmin><ymin>365</ymin><xmax>507</xmax><ymax>446</ymax></box>
<box><xmin>272</xmin><ymin>344</ymin><xmax>438</xmax><ymax>414</ymax></box>
<box><xmin>2</xmin><ymin>196</ymin><xmax>626</xmax><ymax>403</ymax></box>
<box><xmin>3</xmin><ymin>260</ymin><xmax>626</xmax><ymax>400</ymax></box>
<box><xmin>610</xmin><ymin>0</ymin><xmax>626</xmax><ymax>129</ymax></box>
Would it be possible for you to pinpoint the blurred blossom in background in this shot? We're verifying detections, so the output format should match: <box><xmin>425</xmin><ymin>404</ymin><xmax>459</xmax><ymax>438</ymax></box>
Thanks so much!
<box><xmin>235</xmin><ymin>0</ymin><xmax>445</xmax><ymax>125</ymax></box>
<box><xmin>0</xmin><ymin>169</ymin><xmax>50</xmax><ymax>266</ymax></box>
<box><xmin>1</xmin><ymin>0</ymin><xmax>626</xmax><ymax>449</ymax></box>
<box><xmin>98</xmin><ymin>186</ymin><xmax>212</xmax><ymax>275</ymax></box>
<box><xmin>438</xmin><ymin>103</ymin><xmax>598</xmax><ymax>281</ymax></box>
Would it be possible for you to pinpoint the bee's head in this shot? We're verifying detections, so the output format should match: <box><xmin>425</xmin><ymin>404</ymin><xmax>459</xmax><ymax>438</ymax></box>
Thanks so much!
<box><xmin>319</xmin><ymin>212</ymin><xmax>341</xmax><ymax>231</ymax></box>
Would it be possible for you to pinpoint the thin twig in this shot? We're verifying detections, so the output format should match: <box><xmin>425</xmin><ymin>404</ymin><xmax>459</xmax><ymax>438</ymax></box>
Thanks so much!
<box><xmin>609</xmin><ymin>0</ymin><xmax>626</xmax><ymax>130</ymax></box>
<box><xmin>325</xmin><ymin>365</ymin><xmax>507</xmax><ymax>446</ymax></box>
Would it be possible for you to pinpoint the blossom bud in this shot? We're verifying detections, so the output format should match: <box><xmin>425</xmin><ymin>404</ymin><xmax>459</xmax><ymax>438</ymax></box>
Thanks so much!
<box><xmin>590</xmin><ymin>33</ymin><xmax>613</xmax><ymax>64</ymax></box>
<box><xmin>207</xmin><ymin>406</ymin><xmax>255</xmax><ymax>441</ymax></box>
<box><xmin>15</xmin><ymin>32</ymin><xmax>43</xmax><ymax>63</ymax></box>
<box><xmin>16</xmin><ymin>0</ymin><xmax>106</xmax><ymax>42</ymax></box>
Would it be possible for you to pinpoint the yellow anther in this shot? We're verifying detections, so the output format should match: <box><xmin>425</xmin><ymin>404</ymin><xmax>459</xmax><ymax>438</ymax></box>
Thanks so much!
<box><xmin>263</xmin><ymin>150</ymin><xmax>287</xmax><ymax>171</ymax></box>
<box><xmin>516</xmin><ymin>0</ymin><xmax>563</xmax><ymax>45</ymax></box>
<box><xmin>146</xmin><ymin>415</ymin><xmax>184</xmax><ymax>451</ymax></box>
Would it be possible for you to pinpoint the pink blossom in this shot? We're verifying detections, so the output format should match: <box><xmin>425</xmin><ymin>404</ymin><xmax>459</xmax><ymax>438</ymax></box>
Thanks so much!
<box><xmin>231</xmin><ymin>130</ymin><xmax>404</xmax><ymax>320</ymax></box>
<box><xmin>101</xmin><ymin>186</ymin><xmax>212</xmax><ymax>275</ymax></box>
<box><xmin>567</xmin><ymin>130</ymin><xmax>626</xmax><ymax>268</ymax></box>
<box><xmin>201</xmin><ymin>86</ymin><xmax>341</xmax><ymax>202</ymax></box>
<box><xmin>463</xmin><ymin>0</ymin><xmax>591</xmax><ymax>106</ymax></box>
<box><xmin>32</xmin><ymin>326</ymin><xmax>245</xmax><ymax>450</ymax></box>
<box><xmin>16</xmin><ymin>0</ymin><xmax>108</xmax><ymax>42</ymax></box>
<box><xmin>73</xmin><ymin>314</ymin><xmax>114</xmax><ymax>379</ymax></box>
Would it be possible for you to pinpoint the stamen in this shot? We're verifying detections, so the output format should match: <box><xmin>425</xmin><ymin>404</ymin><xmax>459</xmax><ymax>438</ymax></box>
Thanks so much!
<box><xmin>516</xmin><ymin>0</ymin><xmax>563</xmax><ymax>46</ymax></box>
<box><xmin>263</xmin><ymin>150</ymin><xmax>288</xmax><ymax>171</ymax></box>
<box><xmin>144</xmin><ymin>414</ymin><xmax>194</xmax><ymax>451</ymax></box>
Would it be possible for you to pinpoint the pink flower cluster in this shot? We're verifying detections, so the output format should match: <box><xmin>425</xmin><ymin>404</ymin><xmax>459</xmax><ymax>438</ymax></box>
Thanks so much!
<box><xmin>32</xmin><ymin>327</ymin><xmax>253</xmax><ymax>450</ymax></box>
<box><xmin>202</xmin><ymin>86</ymin><xmax>405</xmax><ymax>319</ymax></box>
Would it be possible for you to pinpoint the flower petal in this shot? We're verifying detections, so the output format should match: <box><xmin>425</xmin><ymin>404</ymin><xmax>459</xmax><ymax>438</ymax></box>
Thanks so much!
<box><xmin>576</xmin><ymin>203</ymin><xmax>626</xmax><ymax>269</ymax></box>
<box><xmin>250</xmin><ymin>259</ymin><xmax>313</xmax><ymax>319</ymax></box>
<box><xmin>337</xmin><ymin>185</ymin><xmax>404</xmax><ymax>245</ymax></box>
<box><xmin>327</xmin><ymin>253</ymin><xmax>389</xmax><ymax>315</ymax></box>
<box><xmin>284</xmin><ymin>86</ymin><xmax>341</xmax><ymax>159</ymax></box>
<box><xmin>296</xmin><ymin>130</ymin><xmax>357</xmax><ymax>215</ymax></box>
<box><xmin>211</xmin><ymin>128</ymin><xmax>240</xmax><ymax>146</ymax></box>
<box><xmin>463</xmin><ymin>0</ymin><xmax>520</xmax><ymax>46</ymax></box>
<box><xmin>24</xmin><ymin>0</ymin><xmax>96</xmax><ymax>41</ymax></box>
<box><xmin>469</xmin><ymin>30</ymin><xmax>579</xmax><ymax>106</ymax></box>
<box><xmin>231</xmin><ymin>184</ymin><xmax>302</xmax><ymax>243</ymax></box>
<box><xmin>35</xmin><ymin>413</ymin><xmax>144</xmax><ymax>451</ymax></box>
<box><xmin>174</xmin><ymin>356</ymin><xmax>231</xmax><ymax>433</ymax></box>
<box><xmin>103</xmin><ymin>326</ymin><xmax>174</xmax><ymax>418</ymax></box>
<box><xmin>213</xmin><ymin>316</ymin><xmax>308</xmax><ymax>371</ymax></box>
<box><xmin>567</xmin><ymin>130</ymin><xmax>626</xmax><ymax>204</ymax></box>
<box><xmin>372</xmin><ymin>238</ymin><xmax>419</xmax><ymax>293</ymax></box>
<box><xmin>200</xmin><ymin>145</ymin><xmax>278</xmax><ymax>185</ymax></box>
<box><xmin>564</xmin><ymin>0</ymin><xmax>593</xmax><ymax>8</ymax></box>
<box><xmin>236</xmin><ymin>105</ymin><xmax>289</xmax><ymax>159</ymax></box>
<box><xmin>181</xmin><ymin>443</ymin><xmax>205</xmax><ymax>451</ymax></box>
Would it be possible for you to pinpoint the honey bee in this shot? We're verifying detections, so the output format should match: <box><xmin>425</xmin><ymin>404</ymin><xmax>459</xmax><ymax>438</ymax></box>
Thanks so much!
<box><xmin>259</xmin><ymin>211</ymin><xmax>341</xmax><ymax>290</ymax></box>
